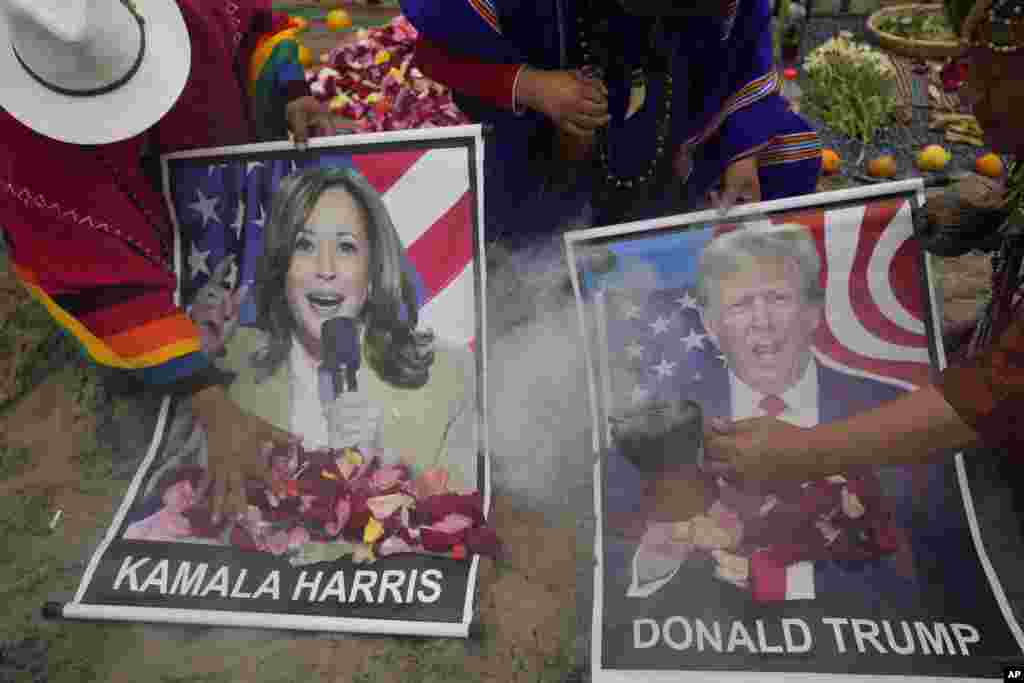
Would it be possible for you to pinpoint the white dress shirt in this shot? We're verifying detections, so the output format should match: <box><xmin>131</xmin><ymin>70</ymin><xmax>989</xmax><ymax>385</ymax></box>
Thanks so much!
<box><xmin>288</xmin><ymin>336</ymin><xmax>330</xmax><ymax>450</ymax></box>
<box><xmin>729</xmin><ymin>357</ymin><xmax>820</xmax><ymax>428</ymax></box>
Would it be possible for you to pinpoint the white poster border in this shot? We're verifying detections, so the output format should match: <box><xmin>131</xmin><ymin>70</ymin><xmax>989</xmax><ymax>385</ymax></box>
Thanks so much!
<box><xmin>565</xmin><ymin>179</ymin><xmax>1024</xmax><ymax>681</ymax></box>
<box><xmin>63</xmin><ymin>126</ymin><xmax>489</xmax><ymax>638</ymax></box>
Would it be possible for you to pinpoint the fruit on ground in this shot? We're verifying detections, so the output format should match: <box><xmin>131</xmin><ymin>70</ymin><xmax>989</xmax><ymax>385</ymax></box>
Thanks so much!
<box><xmin>326</xmin><ymin>9</ymin><xmax>352</xmax><ymax>31</ymax></box>
<box><xmin>916</xmin><ymin>144</ymin><xmax>950</xmax><ymax>172</ymax></box>
<box><xmin>867</xmin><ymin>154</ymin><xmax>898</xmax><ymax>178</ymax></box>
<box><xmin>975</xmin><ymin>152</ymin><xmax>1005</xmax><ymax>178</ymax></box>
<box><xmin>821</xmin><ymin>148</ymin><xmax>841</xmax><ymax>175</ymax></box>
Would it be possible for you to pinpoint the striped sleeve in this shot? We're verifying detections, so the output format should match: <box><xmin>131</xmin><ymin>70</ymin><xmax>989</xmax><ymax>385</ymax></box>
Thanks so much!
<box><xmin>756</xmin><ymin>130</ymin><xmax>823</xmax><ymax>167</ymax></box>
<box><xmin>414</xmin><ymin>37</ymin><xmax>523</xmax><ymax>110</ymax></box>
<box><xmin>1</xmin><ymin>167</ymin><xmax>218</xmax><ymax>392</ymax></box>
<box><xmin>699</xmin><ymin>0</ymin><xmax>790</xmax><ymax>162</ymax></box>
<box><xmin>400</xmin><ymin>0</ymin><xmax>526</xmax><ymax>64</ymax></box>
<box><xmin>11</xmin><ymin>264</ymin><xmax>215</xmax><ymax>390</ymax></box>
<box><xmin>467</xmin><ymin>0</ymin><xmax>500</xmax><ymax>34</ymax></box>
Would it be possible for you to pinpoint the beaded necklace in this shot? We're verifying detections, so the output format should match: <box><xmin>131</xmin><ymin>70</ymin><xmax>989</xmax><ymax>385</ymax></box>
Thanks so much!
<box><xmin>575</xmin><ymin>1</ymin><xmax>675</xmax><ymax>190</ymax></box>
<box><xmin>968</xmin><ymin>0</ymin><xmax>1024</xmax><ymax>51</ymax></box>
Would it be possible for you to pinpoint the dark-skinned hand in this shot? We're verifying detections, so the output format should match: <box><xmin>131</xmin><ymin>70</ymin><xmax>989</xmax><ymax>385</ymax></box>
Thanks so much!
<box><xmin>191</xmin><ymin>385</ymin><xmax>302</xmax><ymax>524</ymax></box>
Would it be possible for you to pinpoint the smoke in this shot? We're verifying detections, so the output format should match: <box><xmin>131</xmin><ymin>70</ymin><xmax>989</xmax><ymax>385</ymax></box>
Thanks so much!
<box><xmin>600</xmin><ymin>255</ymin><xmax>662</xmax><ymax>295</ymax></box>
<box><xmin>483</xmin><ymin>237</ymin><xmax>598</xmax><ymax>520</ymax></box>
<box><xmin>481</xmin><ymin>224</ymin><xmax>702</xmax><ymax>517</ymax></box>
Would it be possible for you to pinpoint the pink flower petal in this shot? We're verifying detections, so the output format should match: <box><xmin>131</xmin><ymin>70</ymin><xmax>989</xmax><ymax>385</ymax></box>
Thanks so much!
<box><xmin>708</xmin><ymin>501</ymin><xmax>743</xmax><ymax>534</ymax></box>
<box><xmin>367</xmin><ymin>493</ymin><xmax>415</xmax><ymax>521</ymax></box>
<box><xmin>333</xmin><ymin>496</ymin><xmax>352</xmax><ymax>531</ymax></box>
<box><xmin>231</xmin><ymin>525</ymin><xmax>260</xmax><ymax>552</ymax></box>
<box><xmin>379</xmin><ymin>536</ymin><xmax>416</xmax><ymax>557</ymax></box>
<box><xmin>413</xmin><ymin>468</ymin><xmax>450</xmax><ymax>498</ymax></box>
<box><xmin>370</xmin><ymin>465</ymin><xmax>409</xmax><ymax>494</ymax></box>
<box><xmin>432</xmin><ymin>513</ymin><xmax>474</xmax><ymax>534</ymax></box>
<box><xmin>288</xmin><ymin>526</ymin><xmax>311</xmax><ymax>548</ymax></box>
<box><xmin>266</xmin><ymin>530</ymin><xmax>291</xmax><ymax>555</ymax></box>
<box><xmin>416</xmin><ymin>493</ymin><xmax>484</xmax><ymax>525</ymax></box>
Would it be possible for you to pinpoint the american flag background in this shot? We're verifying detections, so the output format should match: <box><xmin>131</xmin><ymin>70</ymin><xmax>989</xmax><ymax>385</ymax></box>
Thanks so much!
<box><xmin>165</xmin><ymin>136</ymin><xmax>478</xmax><ymax>347</ymax></box>
<box><xmin>581</xmin><ymin>192</ymin><xmax>1024</xmax><ymax>680</ymax></box>
<box><xmin>586</xmin><ymin>195</ymin><xmax>936</xmax><ymax>417</ymax></box>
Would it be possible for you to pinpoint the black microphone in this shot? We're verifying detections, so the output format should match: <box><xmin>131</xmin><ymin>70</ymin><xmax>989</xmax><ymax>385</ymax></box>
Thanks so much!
<box><xmin>318</xmin><ymin>317</ymin><xmax>360</xmax><ymax>403</ymax></box>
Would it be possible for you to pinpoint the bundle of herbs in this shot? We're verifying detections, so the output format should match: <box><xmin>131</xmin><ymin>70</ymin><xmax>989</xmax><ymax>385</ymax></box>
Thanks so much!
<box><xmin>876</xmin><ymin>12</ymin><xmax>955</xmax><ymax>41</ymax></box>
<box><xmin>801</xmin><ymin>33</ymin><xmax>899</xmax><ymax>146</ymax></box>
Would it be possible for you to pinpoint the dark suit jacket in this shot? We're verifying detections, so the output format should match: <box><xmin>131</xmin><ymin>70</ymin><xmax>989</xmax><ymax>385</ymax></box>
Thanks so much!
<box><xmin>603</xmin><ymin>358</ymin><xmax>929</xmax><ymax>609</ymax></box>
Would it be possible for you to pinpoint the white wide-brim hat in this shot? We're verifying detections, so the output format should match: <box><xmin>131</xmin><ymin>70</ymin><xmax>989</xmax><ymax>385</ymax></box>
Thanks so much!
<box><xmin>0</xmin><ymin>0</ymin><xmax>191</xmax><ymax>145</ymax></box>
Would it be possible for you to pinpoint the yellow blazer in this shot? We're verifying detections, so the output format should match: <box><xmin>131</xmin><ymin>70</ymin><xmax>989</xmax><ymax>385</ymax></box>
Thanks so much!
<box><xmin>219</xmin><ymin>327</ymin><xmax>478</xmax><ymax>492</ymax></box>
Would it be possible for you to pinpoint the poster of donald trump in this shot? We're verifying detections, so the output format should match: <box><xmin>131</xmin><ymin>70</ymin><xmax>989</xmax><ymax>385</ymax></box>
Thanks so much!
<box><xmin>565</xmin><ymin>179</ymin><xmax>1024</xmax><ymax>681</ymax></box>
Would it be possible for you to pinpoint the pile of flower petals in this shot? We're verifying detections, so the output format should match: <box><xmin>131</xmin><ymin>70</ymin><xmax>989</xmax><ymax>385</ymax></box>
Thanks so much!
<box><xmin>237</xmin><ymin>444</ymin><xmax>499</xmax><ymax>563</ymax></box>
<box><xmin>306</xmin><ymin>15</ymin><xmax>470</xmax><ymax>132</ymax></box>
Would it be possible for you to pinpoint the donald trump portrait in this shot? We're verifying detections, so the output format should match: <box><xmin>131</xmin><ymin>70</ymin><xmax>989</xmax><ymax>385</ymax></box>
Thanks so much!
<box><xmin>603</xmin><ymin>222</ymin><xmax>926</xmax><ymax>610</ymax></box>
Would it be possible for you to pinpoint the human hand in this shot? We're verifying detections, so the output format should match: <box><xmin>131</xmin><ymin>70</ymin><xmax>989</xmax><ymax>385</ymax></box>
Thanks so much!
<box><xmin>517</xmin><ymin>67</ymin><xmax>610</xmax><ymax>138</ymax></box>
<box><xmin>286</xmin><ymin>95</ymin><xmax>337</xmax><ymax>148</ymax></box>
<box><xmin>709</xmin><ymin>156</ymin><xmax>762</xmax><ymax>213</ymax></box>
<box><xmin>702</xmin><ymin>416</ymin><xmax>830</xmax><ymax>484</ymax></box>
<box><xmin>325</xmin><ymin>390</ymin><xmax>381</xmax><ymax>450</ymax></box>
<box><xmin>191</xmin><ymin>385</ymin><xmax>301</xmax><ymax>524</ymax></box>
<box><xmin>190</xmin><ymin>259</ymin><xmax>249</xmax><ymax>358</ymax></box>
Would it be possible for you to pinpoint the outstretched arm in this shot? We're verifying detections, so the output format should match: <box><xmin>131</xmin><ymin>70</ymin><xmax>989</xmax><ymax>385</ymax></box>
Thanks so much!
<box><xmin>705</xmin><ymin>385</ymin><xmax>981</xmax><ymax>483</ymax></box>
<box><xmin>705</xmin><ymin>314</ymin><xmax>1024</xmax><ymax>482</ymax></box>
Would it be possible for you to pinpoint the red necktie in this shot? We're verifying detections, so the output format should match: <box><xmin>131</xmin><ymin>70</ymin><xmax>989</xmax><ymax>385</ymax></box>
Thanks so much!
<box><xmin>759</xmin><ymin>394</ymin><xmax>787</xmax><ymax>418</ymax></box>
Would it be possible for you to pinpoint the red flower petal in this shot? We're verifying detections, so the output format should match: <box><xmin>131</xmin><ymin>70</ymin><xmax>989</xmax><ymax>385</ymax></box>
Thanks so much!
<box><xmin>231</xmin><ymin>525</ymin><xmax>260</xmax><ymax>552</ymax></box>
<box><xmin>420</xmin><ymin>526</ymin><xmax>464</xmax><ymax>552</ymax></box>
<box><xmin>369</xmin><ymin>465</ymin><xmax>408</xmax><ymax>494</ymax></box>
<box><xmin>465</xmin><ymin>526</ymin><xmax>501</xmax><ymax>558</ymax></box>
<box><xmin>346</xmin><ymin>493</ymin><xmax>372</xmax><ymax>534</ymax></box>
<box><xmin>182</xmin><ymin>507</ymin><xmax>227</xmax><ymax>538</ymax></box>
<box><xmin>417</xmin><ymin>493</ymin><xmax>484</xmax><ymax>525</ymax></box>
<box><xmin>379</xmin><ymin>535</ymin><xmax>416</xmax><ymax>557</ymax></box>
<box><xmin>432</xmin><ymin>513</ymin><xmax>474</xmax><ymax>534</ymax></box>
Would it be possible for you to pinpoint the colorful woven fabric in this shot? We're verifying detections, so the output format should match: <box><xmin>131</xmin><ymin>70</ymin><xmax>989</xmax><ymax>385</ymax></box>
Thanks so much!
<box><xmin>0</xmin><ymin>1</ymin><xmax>311</xmax><ymax>390</ymax></box>
<box><xmin>400</xmin><ymin>0</ymin><xmax>823</xmax><ymax>240</ymax></box>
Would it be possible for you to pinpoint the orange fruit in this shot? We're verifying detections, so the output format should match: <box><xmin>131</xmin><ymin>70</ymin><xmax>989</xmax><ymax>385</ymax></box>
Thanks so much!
<box><xmin>916</xmin><ymin>144</ymin><xmax>950</xmax><ymax>172</ymax></box>
<box><xmin>821</xmin><ymin>148</ymin><xmax>841</xmax><ymax>175</ymax></box>
<box><xmin>975</xmin><ymin>152</ymin><xmax>1005</xmax><ymax>178</ymax></box>
<box><xmin>288</xmin><ymin>16</ymin><xmax>309</xmax><ymax>32</ymax></box>
<box><xmin>298</xmin><ymin>44</ymin><xmax>314</xmax><ymax>68</ymax></box>
<box><xmin>325</xmin><ymin>8</ymin><xmax>352</xmax><ymax>31</ymax></box>
<box><xmin>867</xmin><ymin>154</ymin><xmax>898</xmax><ymax>179</ymax></box>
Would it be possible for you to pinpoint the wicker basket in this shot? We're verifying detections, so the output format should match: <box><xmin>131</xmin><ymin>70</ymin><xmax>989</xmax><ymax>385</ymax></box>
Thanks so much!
<box><xmin>866</xmin><ymin>4</ymin><xmax>965</xmax><ymax>59</ymax></box>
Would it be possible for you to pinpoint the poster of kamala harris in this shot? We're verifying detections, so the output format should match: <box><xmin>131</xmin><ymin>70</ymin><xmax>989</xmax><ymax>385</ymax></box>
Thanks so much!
<box><xmin>58</xmin><ymin>126</ymin><xmax>492</xmax><ymax>637</ymax></box>
<box><xmin>565</xmin><ymin>179</ymin><xmax>1024</xmax><ymax>681</ymax></box>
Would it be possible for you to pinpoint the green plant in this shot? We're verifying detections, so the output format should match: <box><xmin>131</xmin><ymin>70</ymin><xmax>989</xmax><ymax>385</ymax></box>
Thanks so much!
<box><xmin>877</xmin><ymin>11</ymin><xmax>955</xmax><ymax>40</ymax></box>
<box><xmin>0</xmin><ymin>445</ymin><xmax>32</xmax><ymax>481</ymax></box>
<box><xmin>0</xmin><ymin>291</ymin><xmax>87</xmax><ymax>415</ymax></box>
<box><xmin>802</xmin><ymin>39</ymin><xmax>898</xmax><ymax>145</ymax></box>
<box><xmin>1005</xmin><ymin>160</ymin><xmax>1024</xmax><ymax>225</ymax></box>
